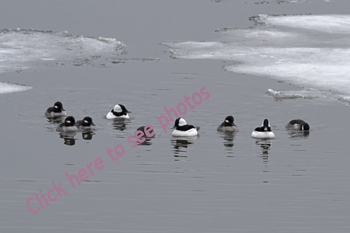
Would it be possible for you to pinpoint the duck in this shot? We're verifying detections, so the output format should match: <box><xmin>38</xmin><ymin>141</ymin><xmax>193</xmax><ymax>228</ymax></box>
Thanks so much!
<box><xmin>286</xmin><ymin>119</ymin><xmax>310</xmax><ymax>131</ymax></box>
<box><xmin>171</xmin><ymin>117</ymin><xmax>200</xmax><ymax>137</ymax></box>
<box><xmin>251</xmin><ymin>119</ymin><xmax>275</xmax><ymax>139</ymax></box>
<box><xmin>56</xmin><ymin>116</ymin><xmax>78</xmax><ymax>132</ymax></box>
<box><xmin>136</xmin><ymin>126</ymin><xmax>155</xmax><ymax>138</ymax></box>
<box><xmin>106</xmin><ymin>104</ymin><xmax>131</xmax><ymax>119</ymax></box>
<box><xmin>217</xmin><ymin>116</ymin><xmax>238</xmax><ymax>132</ymax></box>
<box><xmin>45</xmin><ymin>101</ymin><xmax>67</xmax><ymax>118</ymax></box>
<box><xmin>76</xmin><ymin>116</ymin><xmax>95</xmax><ymax>130</ymax></box>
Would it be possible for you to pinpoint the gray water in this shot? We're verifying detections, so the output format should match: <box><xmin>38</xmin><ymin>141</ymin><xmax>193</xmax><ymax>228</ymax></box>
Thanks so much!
<box><xmin>1</xmin><ymin>0</ymin><xmax>350</xmax><ymax>232</ymax></box>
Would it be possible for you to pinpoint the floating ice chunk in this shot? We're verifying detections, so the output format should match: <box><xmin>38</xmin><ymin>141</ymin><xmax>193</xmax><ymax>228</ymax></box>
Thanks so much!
<box><xmin>267</xmin><ymin>88</ymin><xmax>350</xmax><ymax>104</ymax></box>
<box><xmin>266</xmin><ymin>88</ymin><xmax>329</xmax><ymax>100</ymax></box>
<box><xmin>165</xmin><ymin>14</ymin><xmax>350</xmax><ymax>98</ymax></box>
<box><xmin>252</xmin><ymin>14</ymin><xmax>350</xmax><ymax>34</ymax></box>
<box><xmin>0</xmin><ymin>29</ymin><xmax>127</xmax><ymax>73</ymax></box>
<box><xmin>0</xmin><ymin>82</ymin><xmax>32</xmax><ymax>94</ymax></box>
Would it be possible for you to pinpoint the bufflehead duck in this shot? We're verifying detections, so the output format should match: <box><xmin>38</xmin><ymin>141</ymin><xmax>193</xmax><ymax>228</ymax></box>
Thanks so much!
<box><xmin>171</xmin><ymin>117</ymin><xmax>200</xmax><ymax>137</ymax></box>
<box><xmin>106</xmin><ymin>104</ymin><xmax>131</xmax><ymax>119</ymax></box>
<box><xmin>56</xmin><ymin>116</ymin><xmax>78</xmax><ymax>132</ymax></box>
<box><xmin>137</xmin><ymin>126</ymin><xmax>155</xmax><ymax>138</ymax></box>
<box><xmin>251</xmin><ymin>119</ymin><xmax>275</xmax><ymax>139</ymax></box>
<box><xmin>135</xmin><ymin>126</ymin><xmax>155</xmax><ymax>146</ymax></box>
<box><xmin>45</xmin><ymin>101</ymin><xmax>67</xmax><ymax>118</ymax></box>
<box><xmin>286</xmin><ymin>119</ymin><xmax>310</xmax><ymax>131</ymax></box>
<box><xmin>217</xmin><ymin>116</ymin><xmax>238</xmax><ymax>132</ymax></box>
<box><xmin>76</xmin><ymin>116</ymin><xmax>95</xmax><ymax>130</ymax></box>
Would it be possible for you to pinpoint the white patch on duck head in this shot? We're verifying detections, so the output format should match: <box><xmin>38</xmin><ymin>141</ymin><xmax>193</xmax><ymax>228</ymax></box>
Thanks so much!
<box><xmin>178</xmin><ymin>118</ymin><xmax>187</xmax><ymax>126</ymax></box>
<box><xmin>113</xmin><ymin>104</ymin><xmax>122</xmax><ymax>112</ymax></box>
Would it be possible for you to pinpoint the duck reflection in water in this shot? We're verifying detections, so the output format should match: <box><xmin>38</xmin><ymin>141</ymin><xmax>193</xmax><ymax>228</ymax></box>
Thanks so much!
<box><xmin>219</xmin><ymin>131</ymin><xmax>235</xmax><ymax>148</ymax></box>
<box><xmin>255</xmin><ymin>139</ymin><xmax>272</xmax><ymax>155</ymax></box>
<box><xmin>112</xmin><ymin>118</ymin><xmax>129</xmax><ymax>131</ymax></box>
<box><xmin>255</xmin><ymin>139</ymin><xmax>271</xmax><ymax>172</ymax></box>
<box><xmin>59</xmin><ymin>132</ymin><xmax>77</xmax><ymax>146</ymax></box>
<box><xmin>288</xmin><ymin>131</ymin><xmax>310</xmax><ymax>138</ymax></box>
<box><xmin>218</xmin><ymin>131</ymin><xmax>235</xmax><ymax>156</ymax></box>
<box><xmin>171</xmin><ymin>137</ymin><xmax>196</xmax><ymax>158</ymax></box>
<box><xmin>82</xmin><ymin>131</ymin><xmax>94</xmax><ymax>140</ymax></box>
